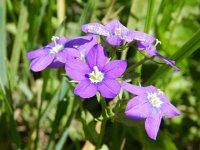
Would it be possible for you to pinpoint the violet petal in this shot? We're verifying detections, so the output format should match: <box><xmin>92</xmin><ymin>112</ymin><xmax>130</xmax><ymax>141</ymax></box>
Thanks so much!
<box><xmin>105</xmin><ymin>20</ymin><xmax>128</xmax><ymax>35</ymax></box>
<box><xmin>98</xmin><ymin>79</ymin><xmax>120</xmax><ymax>98</ymax></box>
<box><xmin>121</xmin><ymin>81</ymin><xmax>145</xmax><ymax>95</ymax></box>
<box><xmin>81</xmin><ymin>23</ymin><xmax>110</xmax><ymax>36</ymax></box>
<box><xmin>56</xmin><ymin>36</ymin><xmax>68</xmax><ymax>45</ymax></box>
<box><xmin>161</xmin><ymin>103</ymin><xmax>181</xmax><ymax>118</ymax></box>
<box><xmin>137</xmin><ymin>41</ymin><xmax>149</xmax><ymax>50</ymax></box>
<box><xmin>65</xmin><ymin>59</ymin><xmax>91</xmax><ymax>81</ymax></box>
<box><xmin>125</xmin><ymin>96</ymin><xmax>152</xmax><ymax>119</ymax></box>
<box><xmin>155</xmin><ymin>53</ymin><xmax>180</xmax><ymax>71</ymax></box>
<box><xmin>48</xmin><ymin>61</ymin><xmax>65</xmax><ymax>68</ymax></box>
<box><xmin>29</xmin><ymin>54</ymin><xmax>55</xmax><ymax>72</ymax></box>
<box><xmin>56</xmin><ymin>48</ymin><xmax>80</xmax><ymax>63</ymax></box>
<box><xmin>121</xmin><ymin>30</ymin><xmax>135</xmax><ymax>42</ymax></box>
<box><xmin>130</xmin><ymin>30</ymin><xmax>156</xmax><ymax>43</ymax></box>
<box><xmin>125</xmin><ymin>96</ymin><xmax>144</xmax><ymax>111</ymax></box>
<box><xmin>79</xmin><ymin>35</ymin><xmax>98</xmax><ymax>57</ymax></box>
<box><xmin>145</xmin><ymin>111</ymin><xmax>162</xmax><ymax>140</ymax></box>
<box><xmin>106</xmin><ymin>36</ymin><xmax>123</xmax><ymax>46</ymax></box>
<box><xmin>86</xmin><ymin>44</ymin><xmax>108</xmax><ymax>70</ymax></box>
<box><xmin>103</xmin><ymin>60</ymin><xmax>127</xmax><ymax>79</ymax></box>
<box><xmin>145</xmin><ymin>43</ymin><xmax>157</xmax><ymax>56</ymax></box>
<box><xmin>26</xmin><ymin>48</ymin><xmax>48</xmax><ymax>60</ymax></box>
<box><xmin>74</xmin><ymin>80</ymin><xmax>97</xmax><ymax>98</ymax></box>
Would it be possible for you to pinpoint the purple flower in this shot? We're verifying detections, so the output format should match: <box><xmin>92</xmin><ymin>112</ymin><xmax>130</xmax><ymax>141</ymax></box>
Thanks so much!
<box><xmin>65</xmin><ymin>44</ymin><xmax>127</xmax><ymax>98</ymax></box>
<box><xmin>65</xmin><ymin>35</ymin><xmax>98</xmax><ymax>58</ymax></box>
<box><xmin>121</xmin><ymin>81</ymin><xmax>180</xmax><ymax>140</ymax></box>
<box><xmin>81</xmin><ymin>20</ymin><xmax>130</xmax><ymax>46</ymax></box>
<box><xmin>26</xmin><ymin>36</ymin><xmax>80</xmax><ymax>72</ymax></box>
<box><xmin>127</xmin><ymin>30</ymin><xmax>180</xmax><ymax>71</ymax></box>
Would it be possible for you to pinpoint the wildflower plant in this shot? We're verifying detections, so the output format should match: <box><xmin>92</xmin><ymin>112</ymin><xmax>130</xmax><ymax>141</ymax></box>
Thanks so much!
<box><xmin>26</xmin><ymin>19</ymin><xmax>181</xmax><ymax>145</ymax></box>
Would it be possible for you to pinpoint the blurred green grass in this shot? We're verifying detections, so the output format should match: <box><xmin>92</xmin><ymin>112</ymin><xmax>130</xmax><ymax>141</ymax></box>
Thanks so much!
<box><xmin>0</xmin><ymin>0</ymin><xmax>200</xmax><ymax>149</ymax></box>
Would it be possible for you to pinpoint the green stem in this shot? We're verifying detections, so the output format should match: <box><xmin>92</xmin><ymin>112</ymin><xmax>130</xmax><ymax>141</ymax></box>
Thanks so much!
<box><xmin>124</xmin><ymin>57</ymin><xmax>149</xmax><ymax>75</ymax></box>
<box><xmin>96</xmin><ymin>97</ymin><xmax>107</xmax><ymax>149</ymax></box>
<box><xmin>96</xmin><ymin>118</ymin><xmax>107</xmax><ymax>150</ymax></box>
<box><xmin>100</xmin><ymin>97</ymin><xmax>107</xmax><ymax>116</ymax></box>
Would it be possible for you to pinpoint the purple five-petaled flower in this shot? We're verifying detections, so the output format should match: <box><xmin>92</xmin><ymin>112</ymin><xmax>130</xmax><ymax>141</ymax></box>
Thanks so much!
<box><xmin>26</xmin><ymin>36</ymin><xmax>80</xmax><ymax>72</ymax></box>
<box><xmin>127</xmin><ymin>30</ymin><xmax>180</xmax><ymax>71</ymax></box>
<box><xmin>122</xmin><ymin>81</ymin><xmax>180</xmax><ymax>140</ymax></box>
<box><xmin>81</xmin><ymin>20</ymin><xmax>131</xmax><ymax>46</ymax></box>
<box><xmin>65</xmin><ymin>44</ymin><xmax>127</xmax><ymax>98</ymax></box>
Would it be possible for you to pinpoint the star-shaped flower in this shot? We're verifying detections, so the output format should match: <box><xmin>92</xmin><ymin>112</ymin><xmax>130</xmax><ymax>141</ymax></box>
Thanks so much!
<box><xmin>122</xmin><ymin>81</ymin><xmax>180</xmax><ymax>140</ymax></box>
<box><xmin>65</xmin><ymin>44</ymin><xmax>127</xmax><ymax>98</ymax></box>
<box><xmin>81</xmin><ymin>20</ymin><xmax>131</xmax><ymax>46</ymax></box>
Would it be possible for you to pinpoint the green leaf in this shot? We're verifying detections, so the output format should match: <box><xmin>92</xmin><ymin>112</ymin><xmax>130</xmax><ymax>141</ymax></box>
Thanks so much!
<box><xmin>0</xmin><ymin>79</ymin><xmax>21</xmax><ymax>147</ymax></box>
<box><xmin>55</xmin><ymin>17</ymin><xmax>67</xmax><ymax>36</ymax></box>
<box><xmin>81</xmin><ymin>109</ymin><xmax>98</xmax><ymax>144</ymax></box>
<box><xmin>26</xmin><ymin>0</ymin><xmax>48</xmax><ymax>49</ymax></box>
<box><xmin>46</xmin><ymin>100</ymin><xmax>69</xmax><ymax>150</ymax></box>
<box><xmin>142</xmin><ymin>130</ymin><xmax>177</xmax><ymax>150</ymax></box>
<box><xmin>77</xmin><ymin>0</ymin><xmax>97</xmax><ymax>35</ymax></box>
<box><xmin>55</xmin><ymin>96</ymin><xmax>78</xmax><ymax>150</ymax></box>
<box><xmin>10</xmin><ymin>1</ymin><xmax>28</xmax><ymax>88</ymax></box>
<box><xmin>0</xmin><ymin>0</ymin><xmax>7</xmax><ymax>86</ymax></box>
<box><xmin>144</xmin><ymin>0</ymin><xmax>156</xmax><ymax>33</ymax></box>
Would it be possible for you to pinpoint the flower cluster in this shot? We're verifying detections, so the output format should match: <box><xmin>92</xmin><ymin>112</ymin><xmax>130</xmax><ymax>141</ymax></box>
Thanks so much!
<box><xmin>26</xmin><ymin>20</ymin><xmax>180</xmax><ymax>140</ymax></box>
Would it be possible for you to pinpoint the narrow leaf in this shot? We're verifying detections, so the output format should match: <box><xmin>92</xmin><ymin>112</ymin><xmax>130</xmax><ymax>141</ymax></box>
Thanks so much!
<box><xmin>10</xmin><ymin>1</ymin><xmax>28</xmax><ymax>87</ymax></box>
<box><xmin>0</xmin><ymin>0</ymin><xmax>7</xmax><ymax>86</ymax></box>
<box><xmin>77</xmin><ymin>0</ymin><xmax>97</xmax><ymax>35</ymax></box>
<box><xmin>144</xmin><ymin>0</ymin><xmax>156</xmax><ymax>33</ymax></box>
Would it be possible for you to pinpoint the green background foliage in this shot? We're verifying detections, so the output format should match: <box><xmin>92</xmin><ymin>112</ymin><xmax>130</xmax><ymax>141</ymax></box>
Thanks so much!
<box><xmin>0</xmin><ymin>0</ymin><xmax>200</xmax><ymax>149</ymax></box>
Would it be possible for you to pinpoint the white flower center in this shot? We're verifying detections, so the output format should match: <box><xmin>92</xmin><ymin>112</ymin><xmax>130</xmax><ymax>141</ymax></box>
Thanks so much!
<box><xmin>49</xmin><ymin>36</ymin><xmax>64</xmax><ymax>54</ymax></box>
<box><xmin>89</xmin><ymin>66</ymin><xmax>104</xmax><ymax>83</ymax></box>
<box><xmin>147</xmin><ymin>90</ymin><xmax>163</xmax><ymax>108</ymax></box>
<box><xmin>114</xmin><ymin>28</ymin><xmax>122</xmax><ymax>36</ymax></box>
<box><xmin>50</xmin><ymin>44</ymin><xmax>64</xmax><ymax>54</ymax></box>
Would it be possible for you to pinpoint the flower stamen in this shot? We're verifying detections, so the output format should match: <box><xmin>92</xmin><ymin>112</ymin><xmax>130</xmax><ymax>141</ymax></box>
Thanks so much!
<box><xmin>49</xmin><ymin>36</ymin><xmax>64</xmax><ymax>54</ymax></box>
<box><xmin>51</xmin><ymin>35</ymin><xmax>59</xmax><ymax>46</ymax></box>
<box><xmin>89</xmin><ymin>66</ymin><xmax>104</xmax><ymax>83</ymax></box>
<box><xmin>49</xmin><ymin>44</ymin><xmax>64</xmax><ymax>54</ymax></box>
<box><xmin>114</xmin><ymin>28</ymin><xmax>122</xmax><ymax>36</ymax></box>
<box><xmin>147</xmin><ymin>92</ymin><xmax>163</xmax><ymax>108</ymax></box>
<box><xmin>154</xmin><ymin>39</ymin><xmax>162</xmax><ymax>47</ymax></box>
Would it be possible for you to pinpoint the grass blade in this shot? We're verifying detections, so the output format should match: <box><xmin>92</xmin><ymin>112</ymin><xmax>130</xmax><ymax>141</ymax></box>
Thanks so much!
<box><xmin>0</xmin><ymin>80</ymin><xmax>21</xmax><ymax>147</ymax></box>
<box><xmin>0</xmin><ymin>0</ymin><xmax>7</xmax><ymax>86</ymax></box>
<box><xmin>27</xmin><ymin>0</ymin><xmax>48</xmax><ymax>50</ymax></box>
<box><xmin>46</xmin><ymin>100</ymin><xmax>69</xmax><ymax>150</ymax></box>
<box><xmin>77</xmin><ymin>0</ymin><xmax>97</xmax><ymax>35</ymax></box>
<box><xmin>55</xmin><ymin>17</ymin><xmax>67</xmax><ymax>36</ymax></box>
<box><xmin>10</xmin><ymin>1</ymin><xmax>27</xmax><ymax>88</ymax></box>
<box><xmin>33</xmin><ymin>69</ymin><xmax>50</xmax><ymax>150</ymax></box>
<box><xmin>144</xmin><ymin>0</ymin><xmax>156</xmax><ymax>33</ymax></box>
